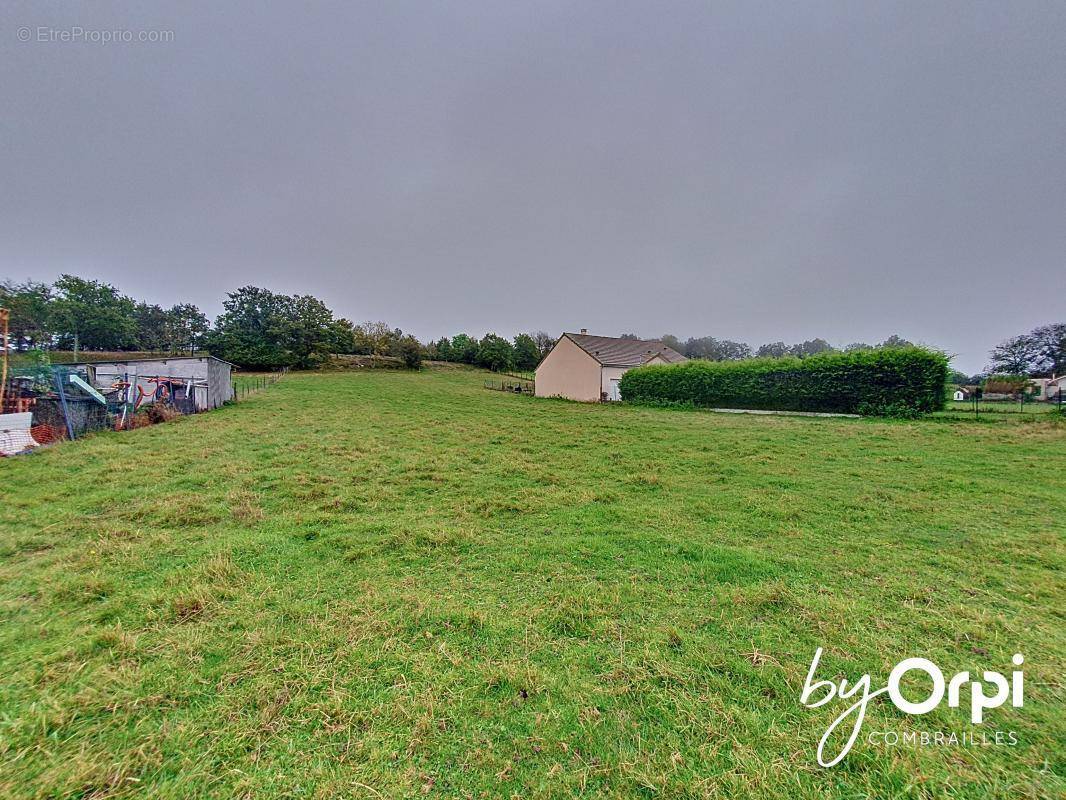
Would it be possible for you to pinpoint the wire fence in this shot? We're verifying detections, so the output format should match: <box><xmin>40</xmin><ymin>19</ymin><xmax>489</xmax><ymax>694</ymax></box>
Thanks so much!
<box><xmin>484</xmin><ymin>376</ymin><xmax>534</xmax><ymax>394</ymax></box>
<box><xmin>1</xmin><ymin>363</ymin><xmax>285</xmax><ymax>456</ymax></box>
<box><xmin>232</xmin><ymin>371</ymin><xmax>286</xmax><ymax>400</ymax></box>
<box><xmin>933</xmin><ymin>393</ymin><xmax>1065</xmax><ymax>421</ymax></box>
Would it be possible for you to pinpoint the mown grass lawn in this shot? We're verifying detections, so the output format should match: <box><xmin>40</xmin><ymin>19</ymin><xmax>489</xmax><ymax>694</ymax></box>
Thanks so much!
<box><xmin>1</xmin><ymin>368</ymin><xmax>1063</xmax><ymax>799</ymax></box>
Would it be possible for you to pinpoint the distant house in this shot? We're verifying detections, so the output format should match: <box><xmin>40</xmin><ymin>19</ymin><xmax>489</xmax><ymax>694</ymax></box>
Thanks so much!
<box><xmin>952</xmin><ymin>389</ymin><xmax>969</xmax><ymax>401</ymax></box>
<box><xmin>68</xmin><ymin>355</ymin><xmax>235</xmax><ymax>410</ymax></box>
<box><xmin>1029</xmin><ymin>375</ymin><xmax>1064</xmax><ymax>401</ymax></box>
<box><xmin>535</xmin><ymin>331</ymin><xmax>687</xmax><ymax>402</ymax></box>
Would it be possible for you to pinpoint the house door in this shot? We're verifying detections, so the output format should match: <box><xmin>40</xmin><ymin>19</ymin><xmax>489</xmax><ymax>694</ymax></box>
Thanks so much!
<box><xmin>608</xmin><ymin>378</ymin><xmax>621</xmax><ymax>401</ymax></box>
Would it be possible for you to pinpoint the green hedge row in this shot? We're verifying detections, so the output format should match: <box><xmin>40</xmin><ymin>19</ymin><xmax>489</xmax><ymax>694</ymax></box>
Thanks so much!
<box><xmin>618</xmin><ymin>347</ymin><xmax>949</xmax><ymax>416</ymax></box>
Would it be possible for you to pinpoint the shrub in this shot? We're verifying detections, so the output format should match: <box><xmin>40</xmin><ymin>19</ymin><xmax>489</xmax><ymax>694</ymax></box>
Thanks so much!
<box><xmin>397</xmin><ymin>335</ymin><xmax>423</xmax><ymax>369</ymax></box>
<box><xmin>146</xmin><ymin>402</ymin><xmax>181</xmax><ymax>424</ymax></box>
<box><xmin>618</xmin><ymin>347</ymin><xmax>948</xmax><ymax>416</ymax></box>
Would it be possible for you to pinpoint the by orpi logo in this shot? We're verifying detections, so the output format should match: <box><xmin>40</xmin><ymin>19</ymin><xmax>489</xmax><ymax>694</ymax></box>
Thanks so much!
<box><xmin>800</xmin><ymin>648</ymin><xmax>1024</xmax><ymax>767</ymax></box>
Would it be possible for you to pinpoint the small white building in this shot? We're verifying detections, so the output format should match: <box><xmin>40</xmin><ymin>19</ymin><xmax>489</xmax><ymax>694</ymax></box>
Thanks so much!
<box><xmin>535</xmin><ymin>331</ymin><xmax>687</xmax><ymax>402</ymax></box>
<box><xmin>953</xmin><ymin>389</ymin><xmax>968</xmax><ymax>401</ymax></box>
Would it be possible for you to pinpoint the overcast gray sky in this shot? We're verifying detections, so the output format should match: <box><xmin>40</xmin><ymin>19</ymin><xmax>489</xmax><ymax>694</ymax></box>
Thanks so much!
<box><xmin>2</xmin><ymin>1</ymin><xmax>1064</xmax><ymax>372</ymax></box>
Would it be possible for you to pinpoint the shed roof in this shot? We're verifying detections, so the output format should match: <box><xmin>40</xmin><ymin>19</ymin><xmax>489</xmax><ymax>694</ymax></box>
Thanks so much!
<box><xmin>63</xmin><ymin>355</ymin><xmax>235</xmax><ymax>368</ymax></box>
<box><xmin>564</xmin><ymin>333</ymin><xmax>687</xmax><ymax>367</ymax></box>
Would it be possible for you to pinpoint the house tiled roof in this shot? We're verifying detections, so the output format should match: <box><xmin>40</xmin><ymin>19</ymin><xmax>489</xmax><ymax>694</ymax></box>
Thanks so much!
<box><xmin>566</xmin><ymin>333</ymin><xmax>687</xmax><ymax>367</ymax></box>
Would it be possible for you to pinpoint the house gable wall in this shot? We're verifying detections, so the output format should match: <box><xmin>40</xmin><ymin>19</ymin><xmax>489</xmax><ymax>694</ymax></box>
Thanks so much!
<box><xmin>535</xmin><ymin>336</ymin><xmax>601</xmax><ymax>401</ymax></box>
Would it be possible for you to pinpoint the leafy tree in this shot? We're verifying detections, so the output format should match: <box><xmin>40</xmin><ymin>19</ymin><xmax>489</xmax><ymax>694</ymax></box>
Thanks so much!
<box><xmin>288</xmin><ymin>294</ymin><xmax>337</xmax><ymax>367</ymax></box>
<box><xmin>326</xmin><ymin>318</ymin><xmax>356</xmax><ymax>355</ymax></box>
<box><xmin>209</xmin><ymin>286</ymin><xmax>298</xmax><ymax>369</ymax></box>
<box><xmin>475</xmin><ymin>333</ymin><xmax>514</xmax><ymax>371</ymax></box>
<box><xmin>879</xmin><ymin>335</ymin><xmax>914</xmax><ymax>349</ymax></box>
<box><xmin>49</xmin><ymin>274</ymin><xmax>136</xmax><ymax>354</ymax></box>
<box><xmin>619</xmin><ymin>332</ymin><xmax>640</xmax><ymax>340</ymax></box>
<box><xmin>512</xmin><ymin>333</ymin><xmax>541</xmax><ymax>371</ymax></box>
<box><xmin>353</xmin><ymin>321</ymin><xmax>397</xmax><ymax>356</ymax></box>
<box><xmin>450</xmin><ymin>334</ymin><xmax>479</xmax><ymax>365</ymax></box>
<box><xmin>789</xmin><ymin>338</ymin><xmax>835</xmax><ymax>358</ymax></box>
<box><xmin>1029</xmin><ymin>323</ymin><xmax>1066</xmax><ymax>376</ymax></box>
<box><xmin>843</xmin><ymin>342</ymin><xmax>873</xmax><ymax>352</ymax></box>
<box><xmin>165</xmin><ymin>304</ymin><xmax>209</xmax><ymax>353</ymax></box>
<box><xmin>134</xmin><ymin>302</ymin><xmax>170</xmax><ymax>351</ymax></box>
<box><xmin>134</xmin><ymin>301</ymin><xmax>210</xmax><ymax>353</ymax></box>
<box><xmin>432</xmin><ymin>337</ymin><xmax>453</xmax><ymax>361</ymax></box>
<box><xmin>532</xmin><ymin>331</ymin><xmax>557</xmax><ymax>359</ymax></box>
<box><xmin>211</xmin><ymin>291</ymin><xmax>410</xmax><ymax>369</ymax></box>
<box><xmin>683</xmin><ymin>336</ymin><xmax>752</xmax><ymax>361</ymax></box>
<box><xmin>756</xmin><ymin>341</ymin><xmax>789</xmax><ymax>358</ymax></box>
<box><xmin>987</xmin><ymin>323</ymin><xmax>1065</xmax><ymax>376</ymax></box>
<box><xmin>947</xmin><ymin>369</ymin><xmax>972</xmax><ymax>386</ymax></box>
<box><xmin>0</xmin><ymin>280</ymin><xmax>52</xmax><ymax>350</ymax></box>
<box><xmin>720</xmin><ymin>340</ymin><xmax>753</xmax><ymax>360</ymax></box>
<box><xmin>988</xmin><ymin>334</ymin><xmax>1039</xmax><ymax>375</ymax></box>
<box><xmin>397</xmin><ymin>335</ymin><xmax>423</xmax><ymax>369</ymax></box>
<box><xmin>386</xmin><ymin>328</ymin><xmax>406</xmax><ymax>358</ymax></box>
<box><xmin>660</xmin><ymin>334</ymin><xmax>682</xmax><ymax>353</ymax></box>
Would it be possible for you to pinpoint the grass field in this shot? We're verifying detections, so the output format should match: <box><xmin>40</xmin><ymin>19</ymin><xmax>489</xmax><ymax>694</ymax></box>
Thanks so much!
<box><xmin>232</xmin><ymin>372</ymin><xmax>283</xmax><ymax>399</ymax></box>
<box><xmin>932</xmin><ymin>400</ymin><xmax>1062</xmax><ymax>425</ymax></box>
<box><xmin>1</xmin><ymin>368</ymin><xmax>1063</xmax><ymax>798</ymax></box>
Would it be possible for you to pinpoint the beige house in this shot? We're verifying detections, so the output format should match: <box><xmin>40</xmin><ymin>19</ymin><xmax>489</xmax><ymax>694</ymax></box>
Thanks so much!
<box><xmin>1029</xmin><ymin>375</ymin><xmax>1064</xmax><ymax>401</ymax></box>
<box><xmin>535</xmin><ymin>331</ymin><xmax>687</xmax><ymax>402</ymax></box>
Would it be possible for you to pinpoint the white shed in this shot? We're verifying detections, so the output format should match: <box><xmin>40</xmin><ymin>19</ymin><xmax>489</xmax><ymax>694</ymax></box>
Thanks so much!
<box><xmin>71</xmin><ymin>355</ymin><xmax>235</xmax><ymax>410</ymax></box>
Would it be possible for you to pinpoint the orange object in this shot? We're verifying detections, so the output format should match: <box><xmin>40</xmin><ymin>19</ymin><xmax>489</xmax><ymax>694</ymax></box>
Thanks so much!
<box><xmin>30</xmin><ymin>424</ymin><xmax>64</xmax><ymax>445</ymax></box>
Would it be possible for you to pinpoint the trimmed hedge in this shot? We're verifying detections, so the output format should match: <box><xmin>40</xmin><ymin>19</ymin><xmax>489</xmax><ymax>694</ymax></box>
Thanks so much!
<box><xmin>618</xmin><ymin>347</ymin><xmax>949</xmax><ymax>416</ymax></box>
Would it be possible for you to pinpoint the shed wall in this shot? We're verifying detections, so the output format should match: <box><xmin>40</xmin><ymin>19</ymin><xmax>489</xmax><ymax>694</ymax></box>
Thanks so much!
<box><xmin>87</xmin><ymin>357</ymin><xmax>230</xmax><ymax>410</ymax></box>
<box><xmin>207</xmin><ymin>359</ymin><xmax>234</xmax><ymax>409</ymax></box>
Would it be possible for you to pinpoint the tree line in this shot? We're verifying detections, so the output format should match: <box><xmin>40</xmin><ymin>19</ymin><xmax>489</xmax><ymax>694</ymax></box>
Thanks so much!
<box><xmin>0</xmin><ymin>275</ymin><xmax>556</xmax><ymax>372</ymax></box>
<box><xmin>649</xmin><ymin>333</ymin><xmax>917</xmax><ymax>361</ymax></box>
<box><xmin>1</xmin><ymin>276</ymin><xmax>209</xmax><ymax>355</ymax></box>
<box><xmin>210</xmin><ymin>285</ymin><xmax>558</xmax><ymax>371</ymax></box>
<box><xmin>7</xmin><ymin>274</ymin><xmax>1058</xmax><ymax>378</ymax></box>
<box><xmin>425</xmin><ymin>332</ymin><xmax>556</xmax><ymax>372</ymax></box>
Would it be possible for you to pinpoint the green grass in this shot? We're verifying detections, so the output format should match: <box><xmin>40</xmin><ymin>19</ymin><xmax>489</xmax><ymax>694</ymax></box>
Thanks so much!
<box><xmin>933</xmin><ymin>400</ymin><xmax>1062</xmax><ymax>425</ymax></box>
<box><xmin>1</xmin><ymin>368</ymin><xmax>1063</xmax><ymax>798</ymax></box>
<box><xmin>503</xmin><ymin>369</ymin><xmax>537</xmax><ymax>381</ymax></box>
<box><xmin>232</xmin><ymin>372</ymin><xmax>282</xmax><ymax>398</ymax></box>
<box><xmin>942</xmin><ymin>400</ymin><xmax>1061</xmax><ymax>414</ymax></box>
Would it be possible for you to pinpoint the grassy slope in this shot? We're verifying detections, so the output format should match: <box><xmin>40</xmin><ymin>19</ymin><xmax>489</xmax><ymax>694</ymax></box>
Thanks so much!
<box><xmin>0</xmin><ymin>369</ymin><xmax>1063</xmax><ymax>799</ymax></box>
